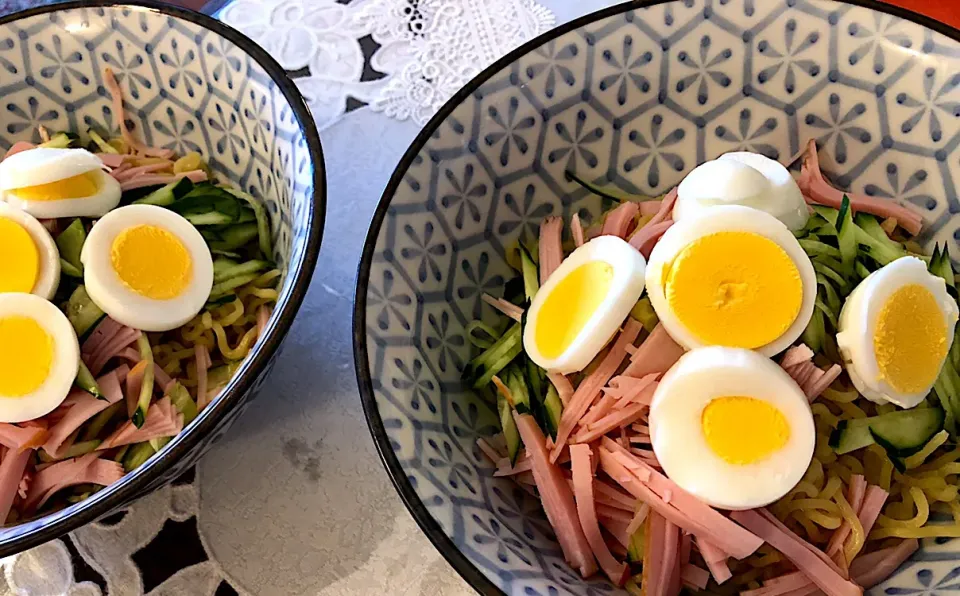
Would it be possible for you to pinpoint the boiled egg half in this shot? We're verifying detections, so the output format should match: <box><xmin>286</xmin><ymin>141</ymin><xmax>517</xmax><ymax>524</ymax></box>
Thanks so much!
<box><xmin>0</xmin><ymin>202</ymin><xmax>59</xmax><ymax>299</ymax></box>
<box><xmin>0</xmin><ymin>148</ymin><xmax>121</xmax><ymax>218</ymax></box>
<box><xmin>837</xmin><ymin>256</ymin><xmax>958</xmax><ymax>408</ymax></box>
<box><xmin>81</xmin><ymin>204</ymin><xmax>214</xmax><ymax>332</ymax></box>
<box><xmin>0</xmin><ymin>293</ymin><xmax>79</xmax><ymax>422</ymax></box>
<box><xmin>646</xmin><ymin>205</ymin><xmax>816</xmax><ymax>357</ymax></box>
<box><xmin>649</xmin><ymin>346</ymin><xmax>815</xmax><ymax>510</ymax></box>
<box><xmin>523</xmin><ymin>236</ymin><xmax>645</xmax><ymax>374</ymax></box>
<box><xmin>674</xmin><ymin>151</ymin><xmax>809</xmax><ymax>231</ymax></box>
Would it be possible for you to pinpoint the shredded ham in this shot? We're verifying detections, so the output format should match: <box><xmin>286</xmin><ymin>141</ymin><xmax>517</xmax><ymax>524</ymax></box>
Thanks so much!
<box><xmin>826</xmin><ymin>475</ymin><xmax>867</xmax><ymax>562</ymax></box>
<box><xmin>118</xmin><ymin>170</ymin><xmax>207</xmax><ymax>191</ymax></box>
<box><xmin>849</xmin><ymin>539</ymin><xmax>918</xmax><ymax>588</ymax></box>
<box><xmin>781</xmin><ymin>344</ymin><xmax>815</xmax><ymax>368</ymax></box>
<box><xmin>88</xmin><ymin>327</ymin><xmax>141</xmax><ymax>376</ymax></box>
<box><xmin>539</xmin><ymin>216</ymin><xmax>564</xmax><ymax>284</ymax></box>
<box><xmin>575</xmin><ymin>403</ymin><xmax>649</xmax><ymax>444</ymax></box>
<box><xmin>625</xmin><ymin>502</ymin><xmax>650</xmax><ymax>537</ymax></box>
<box><xmin>513</xmin><ymin>413</ymin><xmax>597</xmax><ymax>578</ymax></box>
<box><xmin>4</xmin><ymin>141</ymin><xmax>35</xmax><ymax>158</ymax></box>
<box><xmin>779</xmin><ymin>345</ymin><xmax>843</xmax><ymax>401</ymax></box>
<box><xmin>600</xmin><ymin>202</ymin><xmax>639</xmax><ymax>240</ymax></box>
<box><xmin>103</xmin><ymin>67</ymin><xmax>175</xmax><ymax>158</ymax></box>
<box><xmin>645</xmin><ymin>513</ymin><xmax>681</xmax><ymax>596</ymax></box>
<box><xmin>100</xmin><ymin>397</ymin><xmax>183</xmax><ymax>450</ymax></box>
<box><xmin>96</xmin><ymin>153</ymin><xmax>131</xmax><ymax>168</ymax></box>
<box><xmin>571</xmin><ymin>214</ymin><xmax>585</xmax><ymax>248</ymax></box>
<box><xmin>682</xmin><ymin>564</ymin><xmax>710</xmax><ymax>591</ymax></box>
<box><xmin>82</xmin><ymin>317</ymin><xmax>125</xmax><ymax>358</ymax></box>
<box><xmin>113</xmin><ymin>161</ymin><xmax>173</xmax><ymax>181</ymax></box>
<box><xmin>0</xmin><ymin>449</ymin><xmax>30</xmax><ymax>523</ymax></box>
<box><xmin>476</xmin><ymin>438</ymin><xmax>504</xmax><ymax>463</ymax></box>
<box><xmin>630</xmin><ymin>219</ymin><xmax>673</xmax><ymax>258</ymax></box>
<box><xmin>730</xmin><ymin>509</ymin><xmax>861</xmax><ymax>596</ymax></box>
<box><xmin>608</xmin><ymin>374</ymin><xmax>659</xmax><ymax>409</ymax></box>
<box><xmin>570</xmin><ymin>445</ymin><xmax>628</xmax><ymax>585</ymax></box>
<box><xmin>628</xmin><ymin>188</ymin><xmax>677</xmax><ymax>249</ymax></box>
<box><xmin>622</xmin><ymin>324</ymin><xmax>685</xmax><ymax>379</ymax></box>
<box><xmin>857</xmin><ymin>485</ymin><xmax>889</xmax><ymax>537</ymax></box>
<box><xmin>798</xmin><ymin>139</ymin><xmax>922</xmax><ymax>236</ymax></box>
<box><xmin>547</xmin><ymin>373</ymin><xmax>574</xmax><ymax>407</ymax></box>
<box><xmin>195</xmin><ymin>344</ymin><xmax>213</xmax><ymax>411</ymax></box>
<box><xmin>0</xmin><ymin>423</ymin><xmax>48</xmax><ymax>451</ymax></box>
<box><xmin>42</xmin><ymin>371</ymin><xmax>123</xmax><ymax>457</ymax></box>
<box><xmin>481</xmin><ymin>294</ymin><xmax>523</xmax><ymax>322</ymax></box>
<box><xmin>580</xmin><ymin>393</ymin><xmax>619</xmax><ymax>427</ymax></box>
<box><xmin>551</xmin><ymin>320</ymin><xmax>643</xmax><ymax>462</ymax></box>
<box><xmin>256</xmin><ymin>306</ymin><xmax>272</xmax><ymax>337</ymax></box>
<box><xmin>697</xmin><ymin>538</ymin><xmax>733</xmax><ymax>584</ymax></box>
<box><xmin>639</xmin><ymin>200</ymin><xmax>662</xmax><ymax>216</ymax></box>
<box><xmin>25</xmin><ymin>453</ymin><xmax>123</xmax><ymax>511</ymax></box>
<box><xmin>125</xmin><ymin>360</ymin><xmax>148</xmax><ymax>417</ymax></box>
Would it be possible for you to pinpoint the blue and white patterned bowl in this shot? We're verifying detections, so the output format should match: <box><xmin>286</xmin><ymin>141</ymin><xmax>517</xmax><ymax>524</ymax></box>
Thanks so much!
<box><xmin>355</xmin><ymin>1</ymin><xmax>960</xmax><ymax>594</ymax></box>
<box><xmin>0</xmin><ymin>1</ymin><xmax>324</xmax><ymax>556</ymax></box>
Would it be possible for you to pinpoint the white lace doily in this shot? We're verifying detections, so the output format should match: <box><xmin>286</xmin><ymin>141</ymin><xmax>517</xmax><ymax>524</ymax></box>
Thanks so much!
<box><xmin>218</xmin><ymin>0</ymin><xmax>556</xmax><ymax>129</ymax></box>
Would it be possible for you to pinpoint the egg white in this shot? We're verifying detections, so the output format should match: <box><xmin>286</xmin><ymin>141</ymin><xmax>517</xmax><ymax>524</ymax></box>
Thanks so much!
<box><xmin>0</xmin><ymin>293</ymin><xmax>79</xmax><ymax>422</ymax></box>
<box><xmin>0</xmin><ymin>202</ymin><xmax>60</xmax><ymax>299</ymax></box>
<box><xmin>81</xmin><ymin>204</ymin><xmax>214</xmax><ymax>332</ymax></box>
<box><xmin>0</xmin><ymin>148</ymin><xmax>121</xmax><ymax>218</ymax></box>
<box><xmin>837</xmin><ymin>256</ymin><xmax>958</xmax><ymax>408</ymax></box>
<box><xmin>645</xmin><ymin>205</ymin><xmax>816</xmax><ymax>357</ymax></box>
<box><xmin>673</xmin><ymin>152</ymin><xmax>809</xmax><ymax>231</ymax></box>
<box><xmin>649</xmin><ymin>346</ymin><xmax>815</xmax><ymax>510</ymax></box>
<box><xmin>523</xmin><ymin>235</ymin><xmax>646</xmax><ymax>374</ymax></box>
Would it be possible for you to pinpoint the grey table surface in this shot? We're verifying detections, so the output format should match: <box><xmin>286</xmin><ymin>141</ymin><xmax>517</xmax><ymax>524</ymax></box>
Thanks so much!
<box><xmin>188</xmin><ymin>2</ymin><xmax>616</xmax><ymax>594</ymax></box>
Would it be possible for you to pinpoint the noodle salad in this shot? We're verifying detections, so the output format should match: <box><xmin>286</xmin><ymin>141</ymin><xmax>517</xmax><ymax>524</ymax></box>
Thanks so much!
<box><xmin>469</xmin><ymin>140</ymin><xmax>960</xmax><ymax>595</ymax></box>
<box><xmin>0</xmin><ymin>68</ymin><xmax>278</xmax><ymax>522</ymax></box>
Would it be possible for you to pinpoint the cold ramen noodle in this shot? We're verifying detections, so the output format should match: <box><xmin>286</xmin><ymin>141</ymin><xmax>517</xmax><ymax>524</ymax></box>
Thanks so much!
<box><xmin>0</xmin><ymin>68</ymin><xmax>279</xmax><ymax>521</ymax></box>
<box><xmin>470</xmin><ymin>140</ymin><xmax>960</xmax><ymax>595</ymax></box>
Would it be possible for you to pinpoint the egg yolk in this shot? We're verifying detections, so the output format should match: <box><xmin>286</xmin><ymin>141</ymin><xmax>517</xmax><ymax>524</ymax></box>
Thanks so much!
<box><xmin>8</xmin><ymin>171</ymin><xmax>100</xmax><ymax>201</ymax></box>
<box><xmin>0</xmin><ymin>218</ymin><xmax>39</xmax><ymax>294</ymax></box>
<box><xmin>535</xmin><ymin>261</ymin><xmax>613</xmax><ymax>359</ymax></box>
<box><xmin>0</xmin><ymin>316</ymin><xmax>52</xmax><ymax>397</ymax></box>
<box><xmin>111</xmin><ymin>225</ymin><xmax>192</xmax><ymax>300</ymax></box>
<box><xmin>701</xmin><ymin>396</ymin><xmax>790</xmax><ymax>465</ymax></box>
<box><xmin>874</xmin><ymin>283</ymin><xmax>948</xmax><ymax>393</ymax></box>
<box><xmin>664</xmin><ymin>231</ymin><xmax>802</xmax><ymax>348</ymax></box>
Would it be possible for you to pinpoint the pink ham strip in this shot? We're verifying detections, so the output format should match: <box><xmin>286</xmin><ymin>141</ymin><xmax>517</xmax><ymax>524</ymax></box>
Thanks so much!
<box><xmin>113</xmin><ymin>162</ymin><xmax>172</xmax><ymax>181</ymax></box>
<box><xmin>153</xmin><ymin>366</ymin><xmax>176</xmax><ymax>395</ymax></box>
<box><xmin>539</xmin><ymin>216</ymin><xmax>564</xmax><ymax>285</ymax></box>
<box><xmin>570</xmin><ymin>444</ymin><xmax>628</xmax><ymax>585</ymax></box>
<box><xmin>571</xmin><ymin>214</ymin><xmax>585</xmax><ymax>248</ymax></box>
<box><xmin>826</xmin><ymin>475</ymin><xmax>868</xmax><ymax>560</ymax></box>
<box><xmin>575</xmin><ymin>403</ymin><xmax>648</xmax><ymax>444</ymax></box>
<box><xmin>595</xmin><ymin>478</ymin><xmax>637</xmax><ymax>511</ymax></box>
<box><xmin>799</xmin><ymin>139</ymin><xmax>922</xmax><ymax>236</ymax></box>
<box><xmin>96</xmin><ymin>153</ymin><xmax>131</xmax><ymax>168</ymax></box>
<box><xmin>26</xmin><ymin>454</ymin><xmax>124</xmax><ymax>511</ymax></box>
<box><xmin>610</xmin><ymin>375</ymin><xmax>658</xmax><ymax>409</ymax></box>
<box><xmin>630</xmin><ymin>220</ymin><xmax>673</xmax><ymax>258</ymax></box>
<box><xmin>88</xmin><ymin>327</ymin><xmax>141</xmax><ymax>376</ymax></box>
<box><xmin>0</xmin><ymin>449</ymin><xmax>30</xmax><ymax>523</ymax></box>
<box><xmin>547</xmin><ymin>373</ymin><xmax>574</xmax><ymax>407</ymax></box>
<box><xmin>596</xmin><ymin>504</ymin><xmax>633</xmax><ymax>524</ymax></box>
<box><xmin>625</xmin><ymin>502</ymin><xmax>650</xmax><ymax>536</ymax></box>
<box><xmin>597</xmin><ymin>446</ymin><xmax>761</xmax><ymax>559</ymax></box>
<box><xmin>849</xmin><ymin>539</ymin><xmax>918</xmax><ymax>588</ymax></box>
<box><xmin>494</xmin><ymin>457</ymin><xmax>533</xmax><ymax>477</ymax></box>
<box><xmin>600</xmin><ymin>517</ymin><xmax>631</xmax><ymax>548</ymax></box>
<box><xmin>195</xmin><ymin>344</ymin><xmax>213</xmax><ymax>411</ymax></box>
<box><xmin>100</xmin><ymin>397</ymin><xmax>182</xmax><ymax>450</ymax></box>
<box><xmin>857</xmin><ymin>485</ymin><xmax>889</xmax><ymax>537</ymax></box>
<box><xmin>42</xmin><ymin>370</ymin><xmax>124</xmax><ymax>457</ymax></box>
<box><xmin>119</xmin><ymin>170</ymin><xmax>207</xmax><ymax>191</ymax></box>
<box><xmin>103</xmin><ymin>67</ymin><xmax>175</xmax><ymax>158</ymax></box>
<box><xmin>729</xmin><ymin>509</ymin><xmax>861</xmax><ymax>596</ymax></box>
<box><xmin>0</xmin><ymin>424</ymin><xmax>48</xmax><ymax>451</ymax></box>
<box><xmin>804</xmin><ymin>364</ymin><xmax>842</xmax><ymax>401</ymax></box>
<box><xmin>697</xmin><ymin>538</ymin><xmax>733</xmax><ymax>584</ymax></box>
<box><xmin>580</xmin><ymin>394</ymin><xmax>619</xmax><ymax>426</ymax></box>
<box><xmin>627</xmin><ymin>188</ymin><xmax>677</xmax><ymax>248</ymax></box>
<box><xmin>551</xmin><ymin>320</ymin><xmax>642</xmax><ymax>462</ymax></box>
<box><xmin>481</xmin><ymin>294</ymin><xmax>523</xmax><ymax>322</ymax></box>
<box><xmin>256</xmin><ymin>306</ymin><xmax>271</xmax><ymax>337</ymax></box>
<box><xmin>622</xmin><ymin>324</ymin><xmax>685</xmax><ymax>379</ymax></box>
<box><xmin>600</xmin><ymin>202</ymin><xmax>639</xmax><ymax>239</ymax></box>
<box><xmin>640</xmin><ymin>200</ymin><xmax>662</xmax><ymax>216</ymax></box>
<box><xmin>682</xmin><ymin>564</ymin><xmax>710</xmax><ymax>591</ymax></box>
<box><xmin>513</xmin><ymin>413</ymin><xmax>597</xmax><ymax>578</ymax></box>
<box><xmin>82</xmin><ymin>317</ymin><xmax>124</xmax><ymax>358</ymax></box>
<box><xmin>644</xmin><ymin>512</ymin><xmax>666</xmax><ymax>595</ymax></box>
<box><xmin>4</xmin><ymin>141</ymin><xmax>34</xmax><ymax>158</ymax></box>
<box><xmin>652</xmin><ymin>516</ymin><xmax>681</xmax><ymax>596</ymax></box>
<box><xmin>781</xmin><ymin>344</ymin><xmax>815</xmax><ymax>368</ymax></box>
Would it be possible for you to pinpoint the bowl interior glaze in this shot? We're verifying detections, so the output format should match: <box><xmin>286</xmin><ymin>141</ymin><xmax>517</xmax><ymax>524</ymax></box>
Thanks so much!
<box><xmin>357</xmin><ymin>1</ymin><xmax>960</xmax><ymax>594</ymax></box>
<box><xmin>0</xmin><ymin>1</ymin><xmax>322</xmax><ymax>556</ymax></box>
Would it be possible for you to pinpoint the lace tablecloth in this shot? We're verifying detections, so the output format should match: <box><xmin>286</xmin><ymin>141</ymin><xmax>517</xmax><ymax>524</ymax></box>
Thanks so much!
<box><xmin>0</xmin><ymin>0</ymin><xmax>609</xmax><ymax>594</ymax></box>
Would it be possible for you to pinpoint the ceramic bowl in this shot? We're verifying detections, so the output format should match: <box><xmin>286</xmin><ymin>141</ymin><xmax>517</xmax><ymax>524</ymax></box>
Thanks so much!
<box><xmin>355</xmin><ymin>0</ymin><xmax>960</xmax><ymax>594</ymax></box>
<box><xmin>0</xmin><ymin>1</ymin><xmax>324</xmax><ymax>555</ymax></box>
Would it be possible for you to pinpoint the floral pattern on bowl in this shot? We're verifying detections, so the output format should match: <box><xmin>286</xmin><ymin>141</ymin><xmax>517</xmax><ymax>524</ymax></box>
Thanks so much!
<box><xmin>356</xmin><ymin>0</ymin><xmax>960</xmax><ymax>594</ymax></box>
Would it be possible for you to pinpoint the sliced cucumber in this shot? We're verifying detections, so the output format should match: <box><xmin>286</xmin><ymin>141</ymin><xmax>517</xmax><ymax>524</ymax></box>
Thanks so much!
<box><xmin>202</xmin><ymin>223</ymin><xmax>259</xmax><ymax>251</ymax></box>
<box><xmin>518</xmin><ymin>243</ymin><xmax>539</xmax><ymax>301</ymax></box>
<box><xmin>133</xmin><ymin>335</ymin><xmax>155</xmax><ymax>428</ymax></box>
<box><xmin>929</xmin><ymin>243</ymin><xmax>958</xmax><ymax>299</ymax></box>
<box><xmin>75</xmin><ymin>361</ymin><xmax>103</xmax><ymax>400</ymax></box>
<box><xmin>86</xmin><ymin>128</ymin><xmax>116</xmax><ymax>154</ymax></box>
<box><xmin>65</xmin><ymin>285</ymin><xmax>106</xmax><ymax>341</ymax></box>
<box><xmin>212</xmin><ymin>260</ymin><xmax>270</xmax><ymax>284</ymax></box>
<box><xmin>221</xmin><ymin>186</ymin><xmax>272</xmax><ymax>257</ymax></box>
<box><xmin>134</xmin><ymin>177</ymin><xmax>195</xmax><ymax>207</ymax></box>
<box><xmin>543</xmin><ymin>383</ymin><xmax>562</xmax><ymax>440</ymax></box>
<box><xmin>208</xmin><ymin>271</ymin><xmax>260</xmax><ymax>301</ymax></box>
<box><xmin>626</xmin><ymin>523</ymin><xmax>645</xmax><ymax>564</ymax></box>
<box><xmin>464</xmin><ymin>323</ymin><xmax>522</xmax><ymax>389</ymax></box>
<box><xmin>122</xmin><ymin>442</ymin><xmax>155</xmax><ymax>472</ymax></box>
<box><xmin>56</xmin><ymin>219</ymin><xmax>86</xmax><ymax>273</ymax></box>
<box><xmin>505</xmin><ymin>366</ymin><xmax>531</xmax><ymax>415</ymax></box>
<box><xmin>38</xmin><ymin>132</ymin><xmax>74</xmax><ymax>149</ymax></box>
<box><xmin>836</xmin><ymin>196</ymin><xmax>857</xmax><ymax>277</ymax></box>
<box><xmin>167</xmin><ymin>382</ymin><xmax>198</xmax><ymax>425</ymax></box>
<box><xmin>81</xmin><ymin>402</ymin><xmax>121</xmax><ymax>441</ymax></box>
<box><xmin>498</xmin><ymin>394</ymin><xmax>521</xmax><ymax>465</ymax></box>
<box><xmin>854</xmin><ymin>213</ymin><xmax>907</xmax><ymax>266</ymax></box>
<box><xmin>830</xmin><ymin>407</ymin><xmax>945</xmax><ymax>456</ymax></box>
<box><xmin>60</xmin><ymin>258</ymin><xmax>83</xmax><ymax>278</ymax></box>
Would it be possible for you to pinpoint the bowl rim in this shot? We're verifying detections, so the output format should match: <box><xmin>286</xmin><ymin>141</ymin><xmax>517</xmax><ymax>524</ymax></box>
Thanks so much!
<box><xmin>352</xmin><ymin>0</ymin><xmax>960</xmax><ymax>593</ymax></box>
<box><xmin>0</xmin><ymin>0</ymin><xmax>325</xmax><ymax>556</ymax></box>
